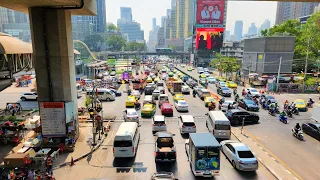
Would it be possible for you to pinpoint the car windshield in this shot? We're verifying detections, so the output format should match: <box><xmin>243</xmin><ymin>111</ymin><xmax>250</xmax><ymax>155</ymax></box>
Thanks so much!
<box><xmin>250</xmin><ymin>89</ymin><xmax>258</xmax><ymax>92</ymax></box>
<box><xmin>229</xmin><ymin>82</ymin><xmax>235</xmax><ymax>84</ymax></box>
<box><xmin>127</xmin><ymin>111</ymin><xmax>137</xmax><ymax>116</ymax></box>
<box><xmin>179</xmin><ymin>101</ymin><xmax>187</xmax><ymax>105</ymax></box>
<box><xmin>143</xmin><ymin>105</ymin><xmax>153</xmax><ymax>110</ymax></box>
<box><xmin>207</xmin><ymin>98</ymin><xmax>214</xmax><ymax>101</ymax></box>
<box><xmin>220</xmin><ymin>82</ymin><xmax>226</xmax><ymax>85</ymax></box>
<box><xmin>267</xmin><ymin>96</ymin><xmax>274</xmax><ymax>99</ymax></box>
<box><xmin>183</xmin><ymin>122</ymin><xmax>195</xmax><ymax>126</ymax></box>
<box><xmin>160</xmin><ymin>96</ymin><xmax>168</xmax><ymax>101</ymax></box>
<box><xmin>127</xmin><ymin>97</ymin><xmax>135</xmax><ymax>101</ymax></box>
<box><xmin>222</xmin><ymin>87</ymin><xmax>229</xmax><ymax>90</ymax></box>
<box><xmin>202</xmin><ymin>92</ymin><xmax>210</xmax><ymax>96</ymax></box>
<box><xmin>296</xmin><ymin>101</ymin><xmax>304</xmax><ymax>105</ymax></box>
<box><xmin>244</xmin><ymin>99</ymin><xmax>255</xmax><ymax>104</ymax></box>
<box><xmin>176</xmin><ymin>95</ymin><xmax>183</xmax><ymax>99</ymax></box>
<box><xmin>237</xmin><ymin>150</ymin><xmax>255</xmax><ymax>158</ymax></box>
<box><xmin>157</xmin><ymin>137</ymin><xmax>174</xmax><ymax>148</ymax></box>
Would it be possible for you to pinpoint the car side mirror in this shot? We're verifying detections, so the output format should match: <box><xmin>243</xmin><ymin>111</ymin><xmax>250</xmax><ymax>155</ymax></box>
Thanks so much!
<box><xmin>172</xmin><ymin>134</ymin><xmax>176</xmax><ymax>136</ymax></box>
<box><xmin>205</xmin><ymin>113</ymin><xmax>208</xmax><ymax>116</ymax></box>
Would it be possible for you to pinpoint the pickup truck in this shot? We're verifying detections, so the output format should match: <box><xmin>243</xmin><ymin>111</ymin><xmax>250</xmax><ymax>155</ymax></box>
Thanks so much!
<box><xmin>154</xmin><ymin>132</ymin><xmax>176</xmax><ymax>163</ymax></box>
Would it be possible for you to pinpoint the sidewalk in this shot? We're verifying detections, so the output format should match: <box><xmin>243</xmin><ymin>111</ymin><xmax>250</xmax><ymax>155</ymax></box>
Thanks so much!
<box><xmin>232</xmin><ymin>128</ymin><xmax>301</xmax><ymax>180</ymax></box>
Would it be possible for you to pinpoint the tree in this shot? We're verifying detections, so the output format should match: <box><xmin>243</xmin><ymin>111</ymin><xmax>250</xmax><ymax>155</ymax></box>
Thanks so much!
<box><xmin>125</xmin><ymin>42</ymin><xmax>147</xmax><ymax>51</ymax></box>
<box><xmin>106</xmin><ymin>23</ymin><xmax>119</xmax><ymax>32</ymax></box>
<box><xmin>260</xmin><ymin>29</ymin><xmax>268</xmax><ymax>36</ymax></box>
<box><xmin>106</xmin><ymin>35</ymin><xmax>126</xmax><ymax>51</ymax></box>
<box><xmin>210</xmin><ymin>53</ymin><xmax>241</xmax><ymax>77</ymax></box>
<box><xmin>83</xmin><ymin>34</ymin><xmax>104</xmax><ymax>52</ymax></box>
<box><xmin>169</xmin><ymin>45</ymin><xmax>176</xmax><ymax>51</ymax></box>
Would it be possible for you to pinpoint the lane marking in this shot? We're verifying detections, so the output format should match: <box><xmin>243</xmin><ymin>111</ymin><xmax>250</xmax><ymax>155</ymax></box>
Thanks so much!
<box><xmin>243</xmin><ymin>129</ymin><xmax>303</xmax><ymax>180</ymax></box>
<box><xmin>286</xmin><ymin>169</ymin><xmax>292</xmax><ymax>175</ymax></box>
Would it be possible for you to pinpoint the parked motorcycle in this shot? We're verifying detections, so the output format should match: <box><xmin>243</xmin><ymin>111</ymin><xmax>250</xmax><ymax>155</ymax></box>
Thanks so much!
<box><xmin>278</xmin><ymin>115</ymin><xmax>288</xmax><ymax>124</ymax></box>
<box><xmin>291</xmin><ymin>128</ymin><xmax>304</xmax><ymax>141</ymax></box>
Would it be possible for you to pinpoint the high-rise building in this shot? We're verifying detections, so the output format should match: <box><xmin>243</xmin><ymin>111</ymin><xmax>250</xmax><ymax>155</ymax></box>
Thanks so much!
<box><xmin>120</xmin><ymin>7</ymin><xmax>132</xmax><ymax>21</ymax></box>
<box><xmin>148</xmin><ymin>25</ymin><xmax>160</xmax><ymax>51</ymax></box>
<box><xmin>176</xmin><ymin>0</ymin><xmax>195</xmax><ymax>39</ymax></box>
<box><xmin>224</xmin><ymin>30</ymin><xmax>230</xmax><ymax>41</ymax></box>
<box><xmin>234</xmin><ymin>21</ymin><xmax>243</xmax><ymax>41</ymax></box>
<box><xmin>276</xmin><ymin>2</ymin><xmax>319</xmax><ymax>24</ymax></box>
<box><xmin>258</xmin><ymin>19</ymin><xmax>271</xmax><ymax>35</ymax></box>
<box><xmin>152</xmin><ymin>18</ymin><xmax>157</xmax><ymax>28</ymax></box>
<box><xmin>117</xmin><ymin>7</ymin><xmax>144</xmax><ymax>42</ymax></box>
<box><xmin>247</xmin><ymin>23</ymin><xmax>257</xmax><ymax>36</ymax></box>
<box><xmin>161</xmin><ymin>16</ymin><xmax>166</xmax><ymax>28</ymax></box>
<box><xmin>170</xmin><ymin>0</ymin><xmax>177</xmax><ymax>38</ymax></box>
<box><xmin>72</xmin><ymin>0</ymin><xmax>107</xmax><ymax>39</ymax></box>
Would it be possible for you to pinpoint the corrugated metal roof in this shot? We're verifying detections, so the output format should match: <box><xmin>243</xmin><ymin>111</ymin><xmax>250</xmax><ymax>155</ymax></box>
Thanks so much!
<box><xmin>0</xmin><ymin>33</ymin><xmax>80</xmax><ymax>55</ymax></box>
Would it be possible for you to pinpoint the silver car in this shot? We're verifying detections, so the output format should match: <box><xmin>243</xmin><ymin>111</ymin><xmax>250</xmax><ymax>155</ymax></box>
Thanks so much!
<box><xmin>175</xmin><ymin>100</ymin><xmax>189</xmax><ymax>112</ymax></box>
<box><xmin>220</xmin><ymin>100</ymin><xmax>238</xmax><ymax>112</ymax></box>
<box><xmin>220</xmin><ymin>140</ymin><xmax>258</xmax><ymax>171</ymax></box>
<box><xmin>123</xmin><ymin>109</ymin><xmax>139</xmax><ymax>123</ymax></box>
<box><xmin>152</xmin><ymin>115</ymin><xmax>167</xmax><ymax>134</ymax></box>
<box><xmin>182</xmin><ymin>85</ymin><xmax>190</xmax><ymax>94</ymax></box>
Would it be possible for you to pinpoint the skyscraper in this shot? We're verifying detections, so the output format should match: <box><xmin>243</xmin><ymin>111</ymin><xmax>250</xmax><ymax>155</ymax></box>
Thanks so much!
<box><xmin>161</xmin><ymin>16</ymin><xmax>166</xmax><ymax>28</ymax></box>
<box><xmin>276</xmin><ymin>2</ymin><xmax>319</xmax><ymax>24</ymax></box>
<box><xmin>258</xmin><ymin>19</ymin><xmax>271</xmax><ymax>35</ymax></box>
<box><xmin>72</xmin><ymin>0</ymin><xmax>107</xmax><ymax>39</ymax></box>
<box><xmin>224</xmin><ymin>30</ymin><xmax>230</xmax><ymax>41</ymax></box>
<box><xmin>152</xmin><ymin>18</ymin><xmax>156</xmax><ymax>28</ymax></box>
<box><xmin>175</xmin><ymin>0</ymin><xmax>195</xmax><ymax>39</ymax></box>
<box><xmin>234</xmin><ymin>21</ymin><xmax>243</xmax><ymax>41</ymax></box>
<box><xmin>248</xmin><ymin>23</ymin><xmax>257</xmax><ymax>36</ymax></box>
<box><xmin>120</xmin><ymin>7</ymin><xmax>132</xmax><ymax>21</ymax></box>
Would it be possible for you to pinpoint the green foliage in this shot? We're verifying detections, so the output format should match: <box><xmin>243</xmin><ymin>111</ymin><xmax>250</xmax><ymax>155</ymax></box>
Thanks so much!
<box><xmin>168</xmin><ymin>45</ymin><xmax>176</xmax><ymax>51</ymax></box>
<box><xmin>106</xmin><ymin>23</ymin><xmax>119</xmax><ymax>32</ymax></box>
<box><xmin>125</xmin><ymin>42</ymin><xmax>147</xmax><ymax>51</ymax></box>
<box><xmin>7</xmin><ymin>116</ymin><xmax>16</xmax><ymax>121</ymax></box>
<box><xmin>106</xmin><ymin>35</ymin><xmax>126</xmax><ymax>51</ymax></box>
<box><xmin>210</xmin><ymin>53</ymin><xmax>241</xmax><ymax>75</ymax></box>
<box><xmin>260</xmin><ymin>29</ymin><xmax>268</xmax><ymax>36</ymax></box>
<box><xmin>83</xmin><ymin>34</ymin><xmax>105</xmax><ymax>52</ymax></box>
<box><xmin>85</xmin><ymin>96</ymin><xmax>92</xmax><ymax>108</ymax></box>
<box><xmin>305</xmin><ymin>77</ymin><xmax>316</xmax><ymax>86</ymax></box>
<box><xmin>0</xmin><ymin>116</ymin><xmax>5</xmax><ymax>121</ymax></box>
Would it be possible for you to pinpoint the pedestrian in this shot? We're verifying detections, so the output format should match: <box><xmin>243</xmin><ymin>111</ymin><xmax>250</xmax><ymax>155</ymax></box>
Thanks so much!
<box><xmin>46</xmin><ymin>155</ymin><xmax>53</xmax><ymax>175</ymax></box>
<box><xmin>27</xmin><ymin>169</ymin><xmax>35</xmax><ymax>180</ymax></box>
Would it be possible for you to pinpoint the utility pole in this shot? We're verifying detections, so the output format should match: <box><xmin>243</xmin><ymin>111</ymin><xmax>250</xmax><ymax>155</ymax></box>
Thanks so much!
<box><xmin>317</xmin><ymin>50</ymin><xmax>320</xmax><ymax>87</ymax></box>
<box><xmin>303</xmin><ymin>37</ymin><xmax>312</xmax><ymax>89</ymax></box>
<box><xmin>276</xmin><ymin>56</ymin><xmax>282</xmax><ymax>92</ymax></box>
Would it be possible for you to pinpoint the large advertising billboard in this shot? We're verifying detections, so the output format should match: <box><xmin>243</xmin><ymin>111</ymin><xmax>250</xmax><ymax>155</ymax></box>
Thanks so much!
<box><xmin>196</xmin><ymin>0</ymin><xmax>225</xmax><ymax>27</ymax></box>
<box><xmin>195</xmin><ymin>28</ymin><xmax>224</xmax><ymax>51</ymax></box>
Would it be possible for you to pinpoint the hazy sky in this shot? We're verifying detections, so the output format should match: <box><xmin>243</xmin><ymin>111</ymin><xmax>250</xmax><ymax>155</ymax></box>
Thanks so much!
<box><xmin>106</xmin><ymin>0</ymin><xmax>277</xmax><ymax>40</ymax></box>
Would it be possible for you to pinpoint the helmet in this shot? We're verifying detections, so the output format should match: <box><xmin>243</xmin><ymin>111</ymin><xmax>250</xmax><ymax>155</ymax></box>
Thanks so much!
<box><xmin>296</xmin><ymin>123</ymin><xmax>299</xmax><ymax>126</ymax></box>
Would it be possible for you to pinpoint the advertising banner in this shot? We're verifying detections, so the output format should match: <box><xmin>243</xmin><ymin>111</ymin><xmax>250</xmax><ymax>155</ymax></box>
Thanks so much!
<box><xmin>196</xmin><ymin>0</ymin><xmax>225</xmax><ymax>27</ymax></box>
<box><xmin>40</xmin><ymin>102</ymin><xmax>66</xmax><ymax>137</ymax></box>
<box><xmin>195</xmin><ymin>28</ymin><xmax>224</xmax><ymax>50</ymax></box>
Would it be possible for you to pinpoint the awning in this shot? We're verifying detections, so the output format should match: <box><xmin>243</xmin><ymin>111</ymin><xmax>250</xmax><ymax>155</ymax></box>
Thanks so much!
<box><xmin>0</xmin><ymin>32</ymin><xmax>80</xmax><ymax>55</ymax></box>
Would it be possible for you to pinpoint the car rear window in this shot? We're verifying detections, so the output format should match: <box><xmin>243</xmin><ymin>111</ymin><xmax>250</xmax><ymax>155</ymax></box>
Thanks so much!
<box><xmin>155</xmin><ymin>120</ymin><xmax>165</xmax><ymax>125</ymax></box>
<box><xmin>114</xmin><ymin>140</ymin><xmax>132</xmax><ymax>147</ymax></box>
<box><xmin>179</xmin><ymin>101</ymin><xmax>187</xmax><ymax>105</ymax></box>
<box><xmin>128</xmin><ymin>111</ymin><xmax>137</xmax><ymax>116</ymax></box>
<box><xmin>183</xmin><ymin>122</ymin><xmax>195</xmax><ymax>126</ymax></box>
<box><xmin>215</xmin><ymin>124</ymin><xmax>230</xmax><ymax>130</ymax></box>
<box><xmin>237</xmin><ymin>150</ymin><xmax>254</xmax><ymax>158</ymax></box>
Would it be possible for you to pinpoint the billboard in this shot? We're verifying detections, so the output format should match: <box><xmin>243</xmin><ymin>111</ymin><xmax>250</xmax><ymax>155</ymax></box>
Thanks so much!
<box><xmin>195</xmin><ymin>28</ymin><xmax>224</xmax><ymax>50</ymax></box>
<box><xmin>196</xmin><ymin>0</ymin><xmax>225</xmax><ymax>27</ymax></box>
<box><xmin>40</xmin><ymin>102</ymin><xmax>66</xmax><ymax>137</ymax></box>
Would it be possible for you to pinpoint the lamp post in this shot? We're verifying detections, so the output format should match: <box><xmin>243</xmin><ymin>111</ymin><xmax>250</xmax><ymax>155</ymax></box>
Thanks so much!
<box><xmin>303</xmin><ymin>37</ymin><xmax>312</xmax><ymax>89</ymax></box>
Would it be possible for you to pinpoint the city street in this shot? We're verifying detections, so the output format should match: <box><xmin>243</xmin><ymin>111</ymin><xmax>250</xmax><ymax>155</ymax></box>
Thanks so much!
<box><xmin>178</xmin><ymin>65</ymin><xmax>320</xmax><ymax>180</ymax></box>
<box><xmin>54</xmin><ymin>86</ymin><xmax>275</xmax><ymax>180</ymax></box>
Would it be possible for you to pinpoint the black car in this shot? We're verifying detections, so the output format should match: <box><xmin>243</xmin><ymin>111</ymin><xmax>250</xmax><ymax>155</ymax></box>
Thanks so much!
<box><xmin>217</xmin><ymin>87</ymin><xmax>231</xmax><ymax>97</ymax></box>
<box><xmin>302</xmin><ymin>122</ymin><xmax>320</xmax><ymax>141</ymax></box>
<box><xmin>145</xmin><ymin>85</ymin><xmax>155</xmax><ymax>95</ymax></box>
<box><xmin>226</xmin><ymin>109</ymin><xmax>259</xmax><ymax>126</ymax></box>
<box><xmin>260</xmin><ymin>95</ymin><xmax>277</xmax><ymax>105</ymax></box>
<box><xmin>238</xmin><ymin>98</ymin><xmax>259</xmax><ymax>111</ymax></box>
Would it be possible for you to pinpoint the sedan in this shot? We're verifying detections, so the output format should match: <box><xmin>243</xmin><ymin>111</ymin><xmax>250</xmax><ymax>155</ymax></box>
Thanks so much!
<box><xmin>125</xmin><ymin>96</ymin><xmax>136</xmax><ymax>107</ymax></box>
<box><xmin>217</xmin><ymin>87</ymin><xmax>232</xmax><ymax>97</ymax></box>
<box><xmin>226</xmin><ymin>81</ymin><xmax>238</xmax><ymax>88</ymax></box>
<box><xmin>161</xmin><ymin>102</ymin><xmax>173</xmax><ymax>116</ymax></box>
<box><xmin>174</xmin><ymin>100</ymin><xmax>189</xmax><ymax>112</ymax></box>
<box><xmin>220</xmin><ymin>100</ymin><xmax>238</xmax><ymax>112</ymax></box>
<box><xmin>20</xmin><ymin>92</ymin><xmax>38</xmax><ymax>101</ymax></box>
<box><xmin>141</xmin><ymin>103</ymin><xmax>156</xmax><ymax>117</ymax></box>
<box><xmin>123</xmin><ymin>109</ymin><xmax>139</xmax><ymax>123</ymax></box>
<box><xmin>220</xmin><ymin>140</ymin><xmax>258</xmax><ymax>171</ymax></box>
<box><xmin>173</xmin><ymin>94</ymin><xmax>184</xmax><ymax>102</ymax></box>
<box><xmin>110</xmin><ymin>89</ymin><xmax>122</xmax><ymax>97</ymax></box>
<box><xmin>295</xmin><ymin>99</ymin><xmax>307</xmax><ymax>112</ymax></box>
<box><xmin>203</xmin><ymin>72</ymin><xmax>211</xmax><ymax>77</ymax></box>
<box><xmin>226</xmin><ymin>109</ymin><xmax>259</xmax><ymax>125</ymax></box>
<box><xmin>131</xmin><ymin>90</ymin><xmax>140</xmax><ymax>100</ymax></box>
<box><xmin>204</xmin><ymin>96</ymin><xmax>216</xmax><ymax>107</ymax></box>
<box><xmin>207</xmin><ymin>77</ymin><xmax>216</xmax><ymax>84</ymax></box>
<box><xmin>302</xmin><ymin>122</ymin><xmax>320</xmax><ymax>141</ymax></box>
<box><xmin>246</xmin><ymin>88</ymin><xmax>260</xmax><ymax>97</ymax></box>
<box><xmin>238</xmin><ymin>98</ymin><xmax>259</xmax><ymax>111</ymax></box>
<box><xmin>182</xmin><ymin>85</ymin><xmax>190</xmax><ymax>94</ymax></box>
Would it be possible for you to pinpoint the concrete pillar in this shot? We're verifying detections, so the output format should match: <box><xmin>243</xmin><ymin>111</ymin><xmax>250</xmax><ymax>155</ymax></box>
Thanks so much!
<box><xmin>29</xmin><ymin>8</ymin><xmax>77</xmax><ymax>104</ymax></box>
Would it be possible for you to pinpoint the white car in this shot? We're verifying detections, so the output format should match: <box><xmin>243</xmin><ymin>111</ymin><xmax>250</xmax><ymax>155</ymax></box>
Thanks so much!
<box><xmin>203</xmin><ymin>72</ymin><xmax>210</xmax><ymax>77</ymax></box>
<box><xmin>220</xmin><ymin>140</ymin><xmax>258</xmax><ymax>171</ymax></box>
<box><xmin>220</xmin><ymin>100</ymin><xmax>238</xmax><ymax>112</ymax></box>
<box><xmin>131</xmin><ymin>90</ymin><xmax>141</xmax><ymax>100</ymax></box>
<box><xmin>246</xmin><ymin>88</ymin><xmax>261</xmax><ymax>97</ymax></box>
<box><xmin>152</xmin><ymin>89</ymin><xmax>161</xmax><ymax>100</ymax></box>
<box><xmin>175</xmin><ymin>100</ymin><xmax>189</xmax><ymax>112</ymax></box>
<box><xmin>20</xmin><ymin>92</ymin><xmax>38</xmax><ymax>101</ymax></box>
<box><xmin>123</xmin><ymin>109</ymin><xmax>139</xmax><ymax>123</ymax></box>
<box><xmin>152</xmin><ymin>115</ymin><xmax>167</xmax><ymax>134</ymax></box>
<box><xmin>182</xmin><ymin>85</ymin><xmax>190</xmax><ymax>94</ymax></box>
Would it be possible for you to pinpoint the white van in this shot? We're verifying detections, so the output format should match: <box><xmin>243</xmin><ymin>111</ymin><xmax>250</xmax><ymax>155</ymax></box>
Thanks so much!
<box><xmin>86</xmin><ymin>88</ymin><xmax>115</xmax><ymax>101</ymax></box>
<box><xmin>206</xmin><ymin>111</ymin><xmax>231</xmax><ymax>140</ymax></box>
<box><xmin>178</xmin><ymin>115</ymin><xmax>196</xmax><ymax>134</ymax></box>
<box><xmin>113</xmin><ymin>122</ymin><xmax>140</xmax><ymax>158</ymax></box>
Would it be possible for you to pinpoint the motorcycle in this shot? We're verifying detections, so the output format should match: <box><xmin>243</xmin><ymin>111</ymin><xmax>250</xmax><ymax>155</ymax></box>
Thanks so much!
<box><xmin>274</xmin><ymin>106</ymin><xmax>280</xmax><ymax>114</ymax></box>
<box><xmin>292</xmin><ymin>107</ymin><xmax>299</xmax><ymax>115</ymax></box>
<box><xmin>262</xmin><ymin>102</ymin><xmax>268</xmax><ymax>110</ymax></box>
<box><xmin>208</xmin><ymin>104</ymin><xmax>216</xmax><ymax>111</ymax></box>
<box><xmin>307</xmin><ymin>100</ymin><xmax>314</xmax><ymax>108</ymax></box>
<box><xmin>193</xmin><ymin>92</ymin><xmax>196</xmax><ymax>98</ymax></box>
<box><xmin>291</xmin><ymin>128</ymin><xmax>304</xmax><ymax>141</ymax></box>
<box><xmin>278</xmin><ymin>115</ymin><xmax>288</xmax><ymax>124</ymax></box>
<box><xmin>285</xmin><ymin>109</ymin><xmax>293</xmax><ymax>118</ymax></box>
<box><xmin>134</xmin><ymin>102</ymin><xmax>141</xmax><ymax>110</ymax></box>
<box><xmin>268</xmin><ymin>108</ymin><xmax>276</xmax><ymax>116</ymax></box>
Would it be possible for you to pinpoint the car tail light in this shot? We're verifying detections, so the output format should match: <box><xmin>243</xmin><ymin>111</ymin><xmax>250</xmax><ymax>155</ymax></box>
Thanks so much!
<box><xmin>182</xmin><ymin>125</ymin><xmax>185</xmax><ymax>128</ymax></box>
<box><xmin>238</xmin><ymin>160</ymin><xmax>244</xmax><ymax>164</ymax></box>
<box><xmin>212</xmin><ymin>130</ymin><xmax>214</xmax><ymax>134</ymax></box>
<box><xmin>154</xmin><ymin>152</ymin><xmax>159</xmax><ymax>156</ymax></box>
<box><xmin>193</xmin><ymin>125</ymin><xmax>196</xmax><ymax>128</ymax></box>
<box><xmin>174</xmin><ymin>152</ymin><xmax>176</xmax><ymax>157</ymax></box>
<box><xmin>113</xmin><ymin>148</ymin><xmax>114</xmax><ymax>153</ymax></box>
<box><xmin>163</xmin><ymin>124</ymin><xmax>166</xmax><ymax>126</ymax></box>
<box><xmin>132</xmin><ymin>147</ymin><xmax>135</xmax><ymax>152</ymax></box>
<box><xmin>152</xmin><ymin>124</ymin><xmax>156</xmax><ymax>126</ymax></box>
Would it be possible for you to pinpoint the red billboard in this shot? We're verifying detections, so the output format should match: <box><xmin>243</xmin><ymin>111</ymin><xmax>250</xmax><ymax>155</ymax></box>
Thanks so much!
<box><xmin>195</xmin><ymin>28</ymin><xmax>224</xmax><ymax>50</ymax></box>
<box><xmin>196</xmin><ymin>0</ymin><xmax>225</xmax><ymax>26</ymax></box>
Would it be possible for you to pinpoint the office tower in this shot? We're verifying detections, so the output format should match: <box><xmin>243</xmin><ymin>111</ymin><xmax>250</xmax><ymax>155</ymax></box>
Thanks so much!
<box><xmin>175</xmin><ymin>0</ymin><xmax>195</xmax><ymax>39</ymax></box>
<box><xmin>234</xmin><ymin>21</ymin><xmax>243</xmax><ymax>41</ymax></box>
<box><xmin>259</xmin><ymin>19</ymin><xmax>271</xmax><ymax>35</ymax></box>
<box><xmin>161</xmin><ymin>16</ymin><xmax>166</xmax><ymax>28</ymax></box>
<box><xmin>153</xmin><ymin>18</ymin><xmax>156</xmax><ymax>28</ymax></box>
<box><xmin>96</xmin><ymin>0</ymin><xmax>106</xmax><ymax>32</ymax></box>
<box><xmin>120</xmin><ymin>7</ymin><xmax>132</xmax><ymax>21</ymax></box>
<box><xmin>170</xmin><ymin>0</ymin><xmax>177</xmax><ymax>38</ymax></box>
<box><xmin>276</xmin><ymin>2</ymin><xmax>319</xmax><ymax>24</ymax></box>
<box><xmin>248</xmin><ymin>23</ymin><xmax>257</xmax><ymax>36</ymax></box>
<box><xmin>224</xmin><ymin>30</ymin><xmax>230</xmax><ymax>41</ymax></box>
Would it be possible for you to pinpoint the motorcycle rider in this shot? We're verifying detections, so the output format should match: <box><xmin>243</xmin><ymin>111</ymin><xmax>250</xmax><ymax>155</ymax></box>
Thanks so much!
<box><xmin>294</xmin><ymin>123</ymin><xmax>301</xmax><ymax>134</ymax></box>
<box><xmin>284</xmin><ymin>100</ymin><xmax>289</xmax><ymax>109</ymax></box>
<box><xmin>134</xmin><ymin>101</ymin><xmax>141</xmax><ymax>109</ymax></box>
<box><xmin>242</xmin><ymin>89</ymin><xmax>246</xmax><ymax>96</ymax></box>
<box><xmin>209</xmin><ymin>101</ymin><xmax>216</xmax><ymax>111</ymax></box>
<box><xmin>192</xmin><ymin>88</ymin><xmax>197</xmax><ymax>97</ymax></box>
<box><xmin>269</xmin><ymin>102</ymin><xmax>275</xmax><ymax>114</ymax></box>
<box><xmin>219</xmin><ymin>97</ymin><xmax>225</xmax><ymax>105</ymax></box>
<box><xmin>227</xmin><ymin>103</ymin><xmax>233</xmax><ymax>110</ymax></box>
<box><xmin>279</xmin><ymin>110</ymin><xmax>286</xmax><ymax>118</ymax></box>
<box><xmin>307</xmin><ymin>97</ymin><xmax>314</xmax><ymax>107</ymax></box>
<box><xmin>234</xmin><ymin>93</ymin><xmax>239</xmax><ymax>102</ymax></box>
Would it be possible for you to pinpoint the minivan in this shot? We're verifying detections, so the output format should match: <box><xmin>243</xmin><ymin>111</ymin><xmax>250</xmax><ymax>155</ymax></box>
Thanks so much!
<box><xmin>206</xmin><ymin>111</ymin><xmax>231</xmax><ymax>140</ymax></box>
<box><xmin>86</xmin><ymin>88</ymin><xmax>115</xmax><ymax>101</ymax></box>
<box><xmin>178</xmin><ymin>115</ymin><xmax>196</xmax><ymax>134</ymax></box>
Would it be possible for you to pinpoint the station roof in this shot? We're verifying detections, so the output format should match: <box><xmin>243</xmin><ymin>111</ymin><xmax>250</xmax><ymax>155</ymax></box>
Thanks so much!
<box><xmin>0</xmin><ymin>0</ymin><xmax>96</xmax><ymax>15</ymax></box>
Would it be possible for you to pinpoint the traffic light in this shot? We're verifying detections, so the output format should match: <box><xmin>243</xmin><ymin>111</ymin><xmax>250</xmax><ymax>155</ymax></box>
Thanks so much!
<box><xmin>88</xmin><ymin>107</ymin><xmax>94</xmax><ymax>119</ymax></box>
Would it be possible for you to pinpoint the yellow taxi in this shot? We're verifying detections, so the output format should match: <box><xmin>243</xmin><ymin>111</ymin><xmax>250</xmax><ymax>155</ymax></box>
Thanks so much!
<box><xmin>173</xmin><ymin>94</ymin><xmax>184</xmax><ymax>102</ymax></box>
<box><xmin>226</xmin><ymin>81</ymin><xmax>238</xmax><ymax>88</ymax></box>
<box><xmin>199</xmin><ymin>74</ymin><xmax>207</xmax><ymax>79</ymax></box>
<box><xmin>154</xmin><ymin>77</ymin><xmax>160</xmax><ymax>83</ymax></box>
<box><xmin>294</xmin><ymin>99</ymin><xmax>307</xmax><ymax>112</ymax></box>
<box><xmin>204</xmin><ymin>96</ymin><xmax>216</xmax><ymax>107</ymax></box>
<box><xmin>217</xmin><ymin>77</ymin><xmax>227</xmax><ymax>82</ymax></box>
<box><xmin>126</xmin><ymin>96</ymin><xmax>136</xmax><ymax>107</ymax></box>
<box><xmin>187</xmin><ymin>67</ymin><xmax>193</xmax><ymax>71</ymax></box>
<box><xmin>141</xmin><ymin>103</ymin><xmax>156</xmax><ymax>117</ymax></box>
<box><xmin>146</xmin><ymin>77</ymin><xmax>153</xmax><ymax>83</ymax></box>
<box><xmin>168</xmin><ymin>72</ymin><xmax>174</xmax><ymax>77</ymax></box>
<box><xmin>173</xmin><ymin>69</ymin><xmax>177</xmax><ymax>73</ymax></box>
<box><xmin>178</xmin><ymin>73</ymin><xmax>184</xmax><ymax>78</ymax></box>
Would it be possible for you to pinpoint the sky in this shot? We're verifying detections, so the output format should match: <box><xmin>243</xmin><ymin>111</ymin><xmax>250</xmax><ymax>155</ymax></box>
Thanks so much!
<box><xmin>106</xmin><ymin>0</ymin><xmax>278</xmax><ymax>41</ymax></box>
